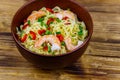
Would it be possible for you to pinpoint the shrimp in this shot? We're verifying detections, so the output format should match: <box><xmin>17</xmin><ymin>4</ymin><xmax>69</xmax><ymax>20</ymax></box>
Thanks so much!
<box><xmin>55</xmin><ymin>10</ymin><xmax>76</xmax><ymax>20</ymax></box>
<box><xmin>64</xmin><ymin>37</ymin><xmax>83</xmax><ymax>51</ymax></box>
<box><xmin>27</xmin><ymin>10</ymin><xmax>46</xmax><ymax>22</ymax></box>
<box><xmin>34</xmin><ymin>35</ymin><xmax>61</xmax><ymax>51</ymax></box>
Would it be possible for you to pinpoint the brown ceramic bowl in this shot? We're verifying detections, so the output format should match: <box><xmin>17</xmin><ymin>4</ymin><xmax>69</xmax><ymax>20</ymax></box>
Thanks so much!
<box><xmin>11</xmin><ymin>0</ymin><xmax>93</xmax><ymax>69</ymax></box>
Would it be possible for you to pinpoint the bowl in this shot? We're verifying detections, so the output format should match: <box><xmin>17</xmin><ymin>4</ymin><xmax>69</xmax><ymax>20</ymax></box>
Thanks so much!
<box><xmin>11</xmin><ymin>0</ymin><xmax>93</xmax><ymax>69</ymax></box>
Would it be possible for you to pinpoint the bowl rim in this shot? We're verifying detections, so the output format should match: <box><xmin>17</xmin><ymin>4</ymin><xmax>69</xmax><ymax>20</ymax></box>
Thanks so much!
<box><xmin>11</xmin><ymin>0</ymin><xmax>93</xmax><ymax>57</ymax></box>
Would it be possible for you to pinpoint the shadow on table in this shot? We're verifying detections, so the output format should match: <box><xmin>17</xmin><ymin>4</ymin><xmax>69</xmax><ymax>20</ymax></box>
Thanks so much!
<box><xmin>32</xmin><ymin>60</ymin><xmax>86</xmax><ymax>76</ymax></box>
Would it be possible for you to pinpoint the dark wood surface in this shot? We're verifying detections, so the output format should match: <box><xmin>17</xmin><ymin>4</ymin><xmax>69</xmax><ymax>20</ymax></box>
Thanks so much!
<box><xmin>0</xmin><ymin>0</ymin><xmax>120</xmax><ymax>80</ymax></box>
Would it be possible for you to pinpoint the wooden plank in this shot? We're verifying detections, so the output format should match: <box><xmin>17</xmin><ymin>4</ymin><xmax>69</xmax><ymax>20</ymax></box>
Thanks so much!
<box><xmin>0</xmin><ymin>0</ymin><xmax>120</xmax><ymax>80</ymax></box>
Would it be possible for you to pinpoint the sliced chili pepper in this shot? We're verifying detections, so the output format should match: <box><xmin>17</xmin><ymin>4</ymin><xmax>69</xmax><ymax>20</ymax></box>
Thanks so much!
<box><xmin>47</xmin><ymin>18</ymin><xmax>54</xmax><ymax>26</ymax></box>
<box><xmin>47</xmin><ymin>27</ymin><xmax>51</xmax><ymax>30</ymax></box>
<box><xmin>56</xmin><ymin>34</ymin><xmax>64</xmax><ymax>42</ymax></box>
<box><xmin>62</xmin><ymin>16</ymin><xmax>69</xmax><ymax>20</ymax></box>
<box><xmin>38</xmin><ymin>29</ymin><xmax>46</xmax><ymax>35</ymax></box>
<box><xmin>24</xmin><ymin>19</ymin><xmax>27</xmax><ymax>23</ymax></box>
<box><xmin>46</xmin><ymin>8</ymin><xmax>54</xmax><ymax>13</ymax></box>
<box><xmin>30</xmin><ymin>31</ymin><xmax>36</xmax><ymax>40</ymax></box>
<box><xmin>65</xmin><ymin>23</ymin><xmax>71</xmax><ymax>25</ymax></box>
<box><xmin>21</xmin><ymin>34</ymin><xmax>27</xmax><ymax>42</ymax></box>
<box><xmin>43</xmin><ymin>46</ymin><xmax>48</xmax><ymax>51</ymax></box>
<box><xmin>22</xmin><ymin>24</ymin><xmax>29</xmax><ymax>30</ymax></box>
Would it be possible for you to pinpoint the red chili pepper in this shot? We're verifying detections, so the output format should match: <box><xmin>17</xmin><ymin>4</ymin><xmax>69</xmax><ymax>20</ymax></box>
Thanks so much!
<box><xmin>22</xmin><ymin>24</ymin><xmax>29</xmax><ymax>30</ymax></box>
<box><xmin>46</xmin><ymin>8</ymin><xmax>54</xmax><ymax>13</ymax></box>
<box><xmin>30</xmin><ymin>31</ymin><xmax>36</xmax><ymax>40</ymax></box>
<box><xmin>47</xmin><ymin>18</ymin><xmax>54</xmax><ymax>26</ymax></box>
<box><xmin>56</xmin><ymin>34</ymin><xmax>64</xmax><ymax>42</ymax></box>
<box><xmin>65</xmin><ymin>23</ymin><xmax>71</xmax><ymax>25</ymax></box>
<box><xmin>24</xmin><ymin>19</ymin><xmax>27</xmax><ymax>23</ymax></box>
<box><xmin>47</xmin><ymin>27</ymin><xmax>51</xmax><ymax>30</ymax></box>
<box><xmin>62</xmin><ymin>16</ymin><xmax>69</xmax><ymax>20</ymax></box>
<box><xmin>38</xmin><ymin>29</ymin><xmax>46</xmax><ymax>35</ymax></box>
<box><xmin>43</xmin><ymin>46</ymin><xmax>48</xmax><ymax>51</ymax></box>
<box><xmin>21</xmin><ymin>34</ymin><xmax>27</xmax><ymax>42</ymax></box>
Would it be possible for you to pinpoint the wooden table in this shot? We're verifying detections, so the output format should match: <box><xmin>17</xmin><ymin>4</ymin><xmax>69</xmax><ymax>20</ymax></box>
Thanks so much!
<box><xmin>0</xmin><ymin>0</ymin><xmax>120</xmax><ymax>80</ymax></box>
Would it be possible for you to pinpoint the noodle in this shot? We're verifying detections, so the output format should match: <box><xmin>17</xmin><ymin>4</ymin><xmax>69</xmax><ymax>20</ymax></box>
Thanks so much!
<box><xmin>16</xmin><ymin>6</ymin><xmax>88</xmax><ymax>55</ymax></box>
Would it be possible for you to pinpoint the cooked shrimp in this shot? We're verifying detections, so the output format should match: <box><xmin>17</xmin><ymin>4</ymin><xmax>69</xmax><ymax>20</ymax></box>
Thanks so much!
<box><xmin>55</xmin><ymin>10</ymin><xmax>76</xmax><ymax>20</ymax></box>
<box><xmin>64</xmin><ymin>37</ymin><xmax>83</xmax><ymax>51</ymax></box>
<box><xmin>34</xmin><ymin>35</ymin><xmax>61</xmax><ymax>51</ymax></box>
<box><xmin>27</xmin><ymin>10</ymin><xmax>46</xmax><ymax>22</ymax></box>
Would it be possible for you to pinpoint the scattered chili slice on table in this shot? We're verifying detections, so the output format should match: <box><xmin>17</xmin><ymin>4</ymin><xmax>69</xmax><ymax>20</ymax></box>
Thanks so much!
<box><xmin>30</xmin><ymin>31</ymin><xmax>36</xmax><ymax>40</ymax></box>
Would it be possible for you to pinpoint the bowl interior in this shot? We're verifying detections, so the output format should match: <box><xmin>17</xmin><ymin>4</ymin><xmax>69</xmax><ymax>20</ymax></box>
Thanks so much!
<box><xmin>11</xmin><ymin>0</ymin><xmax>93</xmax><ymax>56</ymax></box>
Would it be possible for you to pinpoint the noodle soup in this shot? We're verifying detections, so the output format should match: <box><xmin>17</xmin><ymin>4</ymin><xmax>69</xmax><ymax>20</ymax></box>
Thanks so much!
<box><xmin>16</xmin><ymin>6</ymin><xmax>88</xmax><ymax>55</ymax></box>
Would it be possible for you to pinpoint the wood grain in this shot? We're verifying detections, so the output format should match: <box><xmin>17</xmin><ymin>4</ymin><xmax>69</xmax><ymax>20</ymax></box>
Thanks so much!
<box><xmin>0</xmin><ymin>0</ymin><xmax>120</xmax><ymax>80</ymax></box>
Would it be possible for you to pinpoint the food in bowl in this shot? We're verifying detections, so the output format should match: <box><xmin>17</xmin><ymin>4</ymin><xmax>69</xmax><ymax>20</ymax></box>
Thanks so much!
<box><xmin>16</xmin><ymin>6</ymin><xmax>88</xmax><ymax>55</ymax></box>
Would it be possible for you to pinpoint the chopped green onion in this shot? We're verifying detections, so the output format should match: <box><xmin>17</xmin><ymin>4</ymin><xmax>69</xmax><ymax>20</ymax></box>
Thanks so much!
<box><xmin>20</xmin><ymin>31</ymin><xmax>24</xmax><ymax>38</ymax></box>
<box><xmin>78</xmin><ymin>30</ymin><xmax>83</xmax><ymax>35</ymax></box>
<box><xmin>29</xmin><ymin>36</ymin><xmax>32</xmax><ymax>40</ymax></box>
<box><xmin>56</xmin><ymin>18</ymin><xmax>61</xmax><ymax>22</ymax></box>
<box><xmin>78</xmin><ymin>25</ymin><xmax>83</xmax><ymax>35</ymax></box>
<box><xmin>50</xmin><ymin>22</ymin><xmax>54</xmax><ymax>24</ymax></box>
<box><xmin>41</xmin><ymin>22</ymin><xmax>48</xmax><ymax>28</ymax></box>
<box><xmin>79</xmin><ymin>25</ymin><xmax>83</xmax><ymax>30</ymax></box>
<box><xmin>41</xmin><ymin>22</ymin><xmax>44</xmax><ymax>26</ymax></box>
<box><xmin>61</xmin><ymin>41</ymin><xmax>65</xmax><ymax>46</ymax></box>
<box><xmin>45</xmin><ymin>24</ymin><xmax>48</xmax><ymax>28</ymax></box>
<box><xmin>56</xmin><ymin>31</ymin><xmax>61</xmax><ymax>34</ymax></box>
<box><xmin>45</xmin><ymin>30</ymin><xmax>52</xmax><ymax>35</ymax></box>
<box><xmin>38</xmin><ymin>17</ymin><xmax>44</xmax><ymax>22</ymax></box>
<box><xmin>52</xmin><ymin>52</ymin><xmax>55</xmax><ymax>55</ymax></box>
<box><xmin>48</xmin><ymin>45</ymin><xmax>51</xmax><ymax>53</ymax></box>
<box><xmin>28</xmin><ymin>20</ymin><xmax>31</xmax><ymax>25</ymax></box>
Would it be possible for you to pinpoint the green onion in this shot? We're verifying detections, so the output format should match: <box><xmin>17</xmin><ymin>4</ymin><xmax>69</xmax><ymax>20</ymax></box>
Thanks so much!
<box><xmin>41</xmin><ymin>22</ymin><xmax>48</xmax><ymax>28</ymax></box>
<box><xmin>61</xmin><ymin>41</ymin><xmax>65</xmax><ymax>46</ymax></box>
<box><xmin>52</xmin><ymin>52</ymin><xmax>55</xmax><ymax>55</ymax></box>
<box><xmin>20</xmin><ymin>31</ymin><xmax>24</xmax><ymax>38</ymax></box>
<box><xmin>78</xmin><ymin>30</ymin><xmax>83</xmax><ymax>35</ymax></box>
<box><xmin>38</xmin><ymin>17</ymin><xmax>44</xmax><ymax>22</ymax></box>
<box><xmin>56</xmin><ymin>18</ymin><xmax>61</xmax><ymax>22</ymax></box>
<box><xmin>45</xmin><ymin>30</ymin><xmax>52</xmax><ymax>35</ymax></box>
<box><xmin>48</xmin><ymin>45</ymin><xmax>51</xmax><ymax>53</ymax></box>
<box><xmin>41</xmin><ymin>22</ymin><xmax>44</xmax><ymax>26</ymax></box>
<box><xmin>29</xmin><ymin>36</ymin><xmax>32</xmax><ymax>40</ymax></box>
<box><xmin>50</xmin><ymin>22</ymin><xmax>54</xmax><ymax>24</ymax></box>
<box><xmin>45</xmin><ymin>24</ymin><xmax>48</xmax><ymax>28</ymax></box>
<box><xmin>28</xmin><ymin>20</ymin><xmax>31</xmax><ymax>25</ymax></box>
<box><xmin>79</xmin><ymin>25</ymin><xmax>83</xmax><ymax>30</ymax></box>
<box><xmin>56</xmin><ymin>31</ymin><xmax>61</xmax><ymax>34</ymax></box>
<box><xmin>78</xmin><ymin>25</ymin><xmax>83</xmax><ymax>35</ymax></box>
